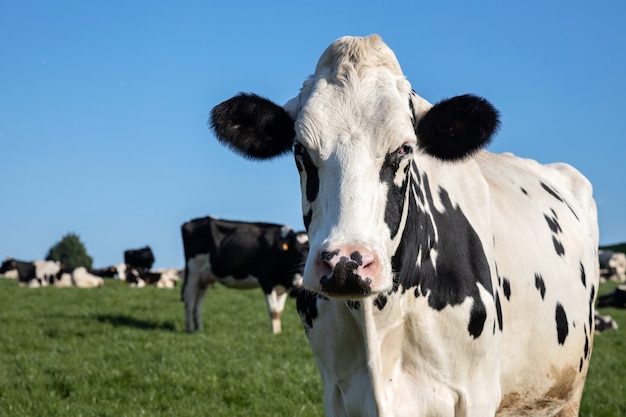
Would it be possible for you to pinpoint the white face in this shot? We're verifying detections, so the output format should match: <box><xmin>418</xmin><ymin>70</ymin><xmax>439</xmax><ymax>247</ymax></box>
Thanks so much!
<box><xmin>292</xmin><ymin>65</ymin><xmax>426</xmax><ymax>298</ymax></box>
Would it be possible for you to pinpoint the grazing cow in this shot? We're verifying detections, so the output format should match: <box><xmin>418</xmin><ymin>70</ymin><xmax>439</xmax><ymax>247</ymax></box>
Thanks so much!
<box><xmin>209</xmin><ymin>35</ymin><xmax>599</xmax><ymax>416</ymax></box>
<box><xmin>124</xmin><ymin>246</ymin><xmax>155</xmax><ymax>271</ymax></box>
<box><xmin>181</xmin><ymin>216</ymin><xmax>308</xmax><ymax>334</ymax></box>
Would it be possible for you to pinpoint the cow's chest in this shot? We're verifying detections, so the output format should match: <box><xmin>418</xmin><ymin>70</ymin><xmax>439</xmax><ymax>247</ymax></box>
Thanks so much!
<box><xmin>305</xmin><ymin>291</ymin><xmax>502</xmax><ymax>417</ymax></box>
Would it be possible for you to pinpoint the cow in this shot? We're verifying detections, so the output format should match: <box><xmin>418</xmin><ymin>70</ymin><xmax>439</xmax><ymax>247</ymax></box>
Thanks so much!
<box><xmin>593</xmin><ymin>312</ymin><xmax>618</xmax><ymax>332</ymax></box>
<box><xmin>181</xmin><ymin>216</ymin><xmax>308</xmax><ymax>334</ymax></box>
<box><xmin>598</xmin><ymin>249</ymin><xmax>626</xmax><ymax>283</ymax></box>
<box><xmin>125</xmin><ymin>267</ymin><xmax>180</xmax><ymax>288</ymax></box>
<box><xmin>0</xmin><ymin>258</ymin><xmax>61</xmax><ymax>286</ymax></box>
<box><xmin>209</xmin><ymin>35</ymin><xmax>599</xmax><ymax>416</ymax></box>
<box><xmin>597</xmin><ymin>284</ymin><xmax>626</xmax><ymax>308</ymax></box>
<box><xmin>0</xmin><ymin>258</ymin><xmax>37</xmax><ymax>285</ymax></box>
<box><xmin>54</xmin><ymin>266</ymin><xmax>104</xmax><ymax>288</ymax></box>
<box><xmin>34</xmin><ymin>260</ymin><xmax>62</xmax><ymax>284</ymax></box>
<box><xmin>124</xmin><ymin>246</ymin><xmax>155</xmax><ymax>271</ymax></box>
<box><xmin>88</xmin><ymin>265</ymin><xmax>118</xmax><ymax>279</ymax></box>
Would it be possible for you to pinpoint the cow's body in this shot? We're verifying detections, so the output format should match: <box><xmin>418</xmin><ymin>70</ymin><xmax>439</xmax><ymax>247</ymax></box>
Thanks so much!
<box><xmin>181</xmin><ymin>216</ymin><xmax>308</xmax><ymax>334</ymax></box>
<box><xmin>209</xmin><ymin>35</ymin><xmax>599</xmax><ymax>416</ymax></box>
<box><xmin>124</xmin><ymin>246</ymin><xmax>155</xmax><ymax>271</ymax></box>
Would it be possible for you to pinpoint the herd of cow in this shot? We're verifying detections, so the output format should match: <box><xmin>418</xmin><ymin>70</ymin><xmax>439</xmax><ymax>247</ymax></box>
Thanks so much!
<box><xmin>1</xmin><ymin>35</ymin><xmax>624</xmax><ymax>416</ymax></box>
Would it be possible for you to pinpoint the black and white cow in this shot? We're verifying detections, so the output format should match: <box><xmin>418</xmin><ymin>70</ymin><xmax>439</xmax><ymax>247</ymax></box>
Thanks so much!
<box><xmin>0</xmin><ymin>258</ymin><xmax>62</xmax><ymax>287</ymax></box>
<box><xmin>210</xmin><ymin>35</ymin><xmax>599</xmax><ymax>416</ymax></box>
<box><xmin>88</xmin><ymin>266</ymin><xmax>118</xmax><ymax>279</ymax></box>
<box><xmin>0</xmin><ymin>258</ymin><xmax>37</xmax><ymax>285</ymax></box>
<box><xmin>125</xmin><ymin>267</ymin><xmax>181</xmax><ymax>288</ymax></box>
<box><xmin>124</xmin><ymin>246</ymin><xmax>155</xmax><ymax>271</ymax></box>
<box><xmin>181</xmin><ymin>216</ymin><xmax>308</xmax><ymax>334</ymax></box>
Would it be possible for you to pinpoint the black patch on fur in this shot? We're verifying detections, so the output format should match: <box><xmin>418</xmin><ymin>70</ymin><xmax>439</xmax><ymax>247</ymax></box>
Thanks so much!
<box><xmin>391</xmin><ymin>172</ymin><xmax>492</xmax><ymax>339</ymax></box>
<box><xmin>535</xmin><ymin>273</ymin><xmax>546</xmax><ymax>299</ymax></box>
<box><xmin>580</xmin><ymin>262</ymin><xmax>586</xmax><ymax>287</ymax></box>
<box><xmin>380</xmin><ymin>149</ymin><xmax>412</xmax><ymax>239</ymax></box>
<box><xmin>296</xmin><ymin>289</ymin><xmax>320</xmax><ymax>333</ymax></box>
<box><xmin>541</xmin><ymin>182</ymin><xmax>580</xmax><ymax>221</ymax></box>
<box><xmin>584</xmin><ymin>326</ymin><xmax>589</xmax><ymax>359</ymax></box>
<box><xmin>294</xmin><ymin>143</ymin><xmax>320</xmax><ymax>203</ymax></box>
<box><xmin>502</xmin><ymin>278</ymin><xmax>511</xmax><ymax>300</ymax></box>
<box><xmin>541</xmin><ymin>182</ymin><xmax>563</xmax><ymax>202</ymax></box>
<box><xmin>555</xmin><ymin>302</ymin><xmax>569</xmax><ymax>345</ymax></box>
<box><xmin>210</xmin><ymin>93</ymin><xmax>295</xmax><ymax>160</ymax></box>
<box><xmin>544</xmin><ymin>213</ymin><xmax>562</xmax><ymax>234</ymax></box>
<box><xmin>521</xmin><ymin>187</ymin><xmax>528</xmax><ymax>195</ymax></box>
<box><xmin>416</xmin><ymin>94</ymin><xmax>500</xmax><ymax>161</ymax></box>
<box><xmin>495</xmin><ymin>291</ymin><xmax>503</xmax><ymax>331</ymax></box>
<box><xmin>303</xmin><ymin>209</ymin><xmax>312</xmax><ymax>231</ymax></box>
<box><xmin>588</xmin><ymin>285</ymin><xmax>595</xmax><ymax>331</ymax></box>
<box><xmin>374</xmin><ymin>294</ymin><xmax>387</xmax><ymax>310</ymax></box>
<box><xmin>552</xmin><ymin>236</ymin><xmax>565</xmax><ymax>256</ymax></box>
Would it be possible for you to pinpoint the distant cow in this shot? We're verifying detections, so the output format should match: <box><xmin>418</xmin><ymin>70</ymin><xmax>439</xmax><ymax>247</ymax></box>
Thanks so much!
<box><xmin>34</xmin><ymin>260</ymin><xmax>62</xmax><ymax>284</ymax></box>
<box><xmin>597</xmin><ymin>284</ymin><xmax>626</xmax><ymax>308</ymax></box>
<box><xmin>0</xmin><ymin>258</ymin><xmax>37</xmax><ymax>285</ymax></box>
<box><xmin>181</xmin><ymin>216</ymin><xmax>308</xmax><ymax>334</ymax></box>
<box><xmin>210</xmin><ymin>35</ymin><xmax>599</xmax><ymax>416</ymax></box>
<box><xmin>125</xmin><ymin>267</ymin><xmax>180</xmax><ymax>288</ymax></box>
<box><xmin>598</xmin><ymin>250</ymin><xmax>626</xmax><ymax>282</ymax></box>
<box><xmin>124</xmin><ymin>246</ymin><xmax>155</xmax><ymax>271</ymax></box>
<box><xmin>88</xmin><ymin>266</ymin><xmax>118</xmax><ymax>279</ymax></box>
<box><xmin>54</xmin><ymin>266</ymin><xmax>104</xmax><ymax>288</ymax></box>
<box><xmin>0</xmin><ymin>258</ymin><xmax>62</xmax><ymax>286</ymax></box>
<box><xmin>594</xmin><ymin>312</ymin><xmax>618</xmax><ymax>332</ymax></box>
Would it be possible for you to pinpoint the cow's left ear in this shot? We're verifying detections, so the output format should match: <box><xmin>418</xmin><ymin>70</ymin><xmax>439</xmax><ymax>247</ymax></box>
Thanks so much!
<box><xmin>210</xmin><ymin>93</ymin><xmax>295</xmax><ymax>160</ymax></box>
<box><xmin>416</xmin><ymin>94</ymin><xmax>500</xmax><ymax>161</ymax></box>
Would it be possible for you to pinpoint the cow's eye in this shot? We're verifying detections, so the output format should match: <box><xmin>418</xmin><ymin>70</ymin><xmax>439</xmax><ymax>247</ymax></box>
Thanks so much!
<box><xmin>293</xmin><ymin>142</ymin><xmax>305</xmax><ymax>158</ymax></box>
<box><xmin>294</xmin><ymin>142</ymin><xmax>311</xmax><ymax>163</ymax></box>
<box><xmin>396</xmin><ymin>143</ymin><xmax>414</xmax><ymax>157</ymax></box>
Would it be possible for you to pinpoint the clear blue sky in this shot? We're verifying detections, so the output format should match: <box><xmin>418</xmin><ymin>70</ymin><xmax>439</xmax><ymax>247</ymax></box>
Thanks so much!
<box><xmin>1</xmin><ymin>1</ymin><xmax>625</xmax><ymax>269</ymax></box>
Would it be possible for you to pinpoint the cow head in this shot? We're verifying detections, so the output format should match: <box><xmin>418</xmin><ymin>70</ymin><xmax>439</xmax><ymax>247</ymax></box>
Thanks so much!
<box><xmin>277</xmin><ymin>227</ymin><xmax>309</xmax><ymax>289</ymax></box>
<box><xmin>211</xmin><ymin>35</ymin><xmax>499</xmax><ymax>299</ymax></box>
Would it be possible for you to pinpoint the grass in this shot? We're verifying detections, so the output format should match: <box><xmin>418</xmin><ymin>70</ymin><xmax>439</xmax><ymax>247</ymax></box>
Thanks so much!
<box><xmin>0</xmin><ymin>279</ymin><xmax>624</xmax><ymax>416</ymax></box>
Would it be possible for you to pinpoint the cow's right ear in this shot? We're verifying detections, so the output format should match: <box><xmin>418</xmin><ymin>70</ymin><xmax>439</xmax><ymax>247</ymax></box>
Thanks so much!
<box><xmin>210</xmin><ymin>93</ymin><xmax>295</xmax><ymax>160</ymax></box>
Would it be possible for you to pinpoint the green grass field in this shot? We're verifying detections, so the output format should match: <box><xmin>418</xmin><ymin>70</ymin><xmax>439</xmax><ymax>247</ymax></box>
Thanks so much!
<box><xmin>0</xmin><ymin>278</ymin><xmax>624</xmax><ymax>417</ymax></box>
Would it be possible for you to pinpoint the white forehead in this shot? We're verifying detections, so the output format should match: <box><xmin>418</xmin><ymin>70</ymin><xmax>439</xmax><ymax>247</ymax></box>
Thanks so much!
<box><xmin>286</xmin><ymin>35</ymin><xmax>420</xmax><ymax>158</ymax></box>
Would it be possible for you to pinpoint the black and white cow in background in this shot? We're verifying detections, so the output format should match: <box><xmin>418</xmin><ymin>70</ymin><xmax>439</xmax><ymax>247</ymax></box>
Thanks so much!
<box><xmin>181</xmin><ymin>216</ymin><xmax>308</xmax><ymax>334</ymax></box>
<box><xmin>124</xmin><ymin>246</ymin><xmax>155</xmax><ymax>271</ymax></box>
<box><xmin>598</xmin><ymin>249</ymin><xmax>626</xmax><ymax>283</ymax></box>
<box><xmin>0</xmin><ymin>258</ymin><xmax>62</xmax><ymax>287</ymax></box>
<box><xmin>125</xmin><ymin>267</ymin><xmax>181</xmax><ymax>288</ymax></box>
<box><xmin>210</xmin><ymin>35</ymin><xmax>599</xmax><ymax>417</ymax></box>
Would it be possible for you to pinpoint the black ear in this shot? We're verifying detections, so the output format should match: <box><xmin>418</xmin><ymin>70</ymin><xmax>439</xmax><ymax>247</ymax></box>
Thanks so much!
<box><xmin>210</xmin><ymin>93</ymin><xmax>295</xmax><ymax>160</ymax></box>
<box><xmin>416</xmin><ymin>94</ymin><xmax>500</xmax><ymax>161</ymax></box>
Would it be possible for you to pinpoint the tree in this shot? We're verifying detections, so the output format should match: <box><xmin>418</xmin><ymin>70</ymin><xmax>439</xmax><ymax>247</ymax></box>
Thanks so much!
<box><xmin>46</xmin><ymin>232</ymin><xmax>93</xmax><ymax>270</ymax></box>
